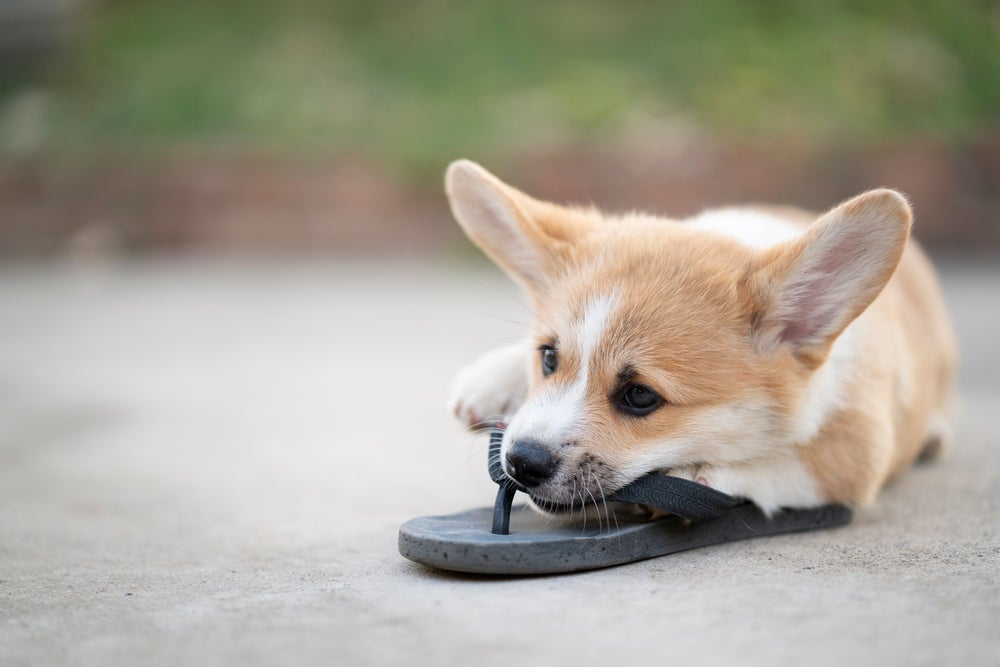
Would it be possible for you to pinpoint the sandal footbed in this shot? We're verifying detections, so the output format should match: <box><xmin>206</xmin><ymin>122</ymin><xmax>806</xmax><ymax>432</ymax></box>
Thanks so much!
<box><xmin>398</xmin><ymin>503</ymin><xmax>852</xmax><ymax>575</ymax></box>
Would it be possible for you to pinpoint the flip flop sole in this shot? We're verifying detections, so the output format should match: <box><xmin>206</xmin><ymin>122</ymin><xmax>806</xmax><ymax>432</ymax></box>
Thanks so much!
<box><xmin>399</xmin><ymin>503</ymin><xmax>852</xmax><ymax>575</ymax></box>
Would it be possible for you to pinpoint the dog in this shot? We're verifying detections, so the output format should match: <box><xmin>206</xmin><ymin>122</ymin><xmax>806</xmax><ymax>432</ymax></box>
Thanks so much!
<box><xmin>445</xmin><ymin>159</ymin><xmax>956</xmax><ymax>515</ymax></box>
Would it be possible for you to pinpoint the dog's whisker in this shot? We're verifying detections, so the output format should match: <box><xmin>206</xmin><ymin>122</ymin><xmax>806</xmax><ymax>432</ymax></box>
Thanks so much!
<box><xmin>572</xmin><ymin>478</ymin><xmax>581</xmax><ymax>530</ymax></box>
<box><xmin>483</xmin><ymin>313</ymin><xmax>535</xmax><ymax>329</ymax></box>
<box><xmin>587</xmin><ymin>462</ymin><xmax>603</xmax><ymax>533</ymax></box>
<box><xmin>593</xmin><ymin>471</ymin><xmax>619</xmax><ymax>538</ymax></box>
<box><xmin>585</xmin><ymin>466</ymin><xmax>602</xmax><ymax>533</ymax></box>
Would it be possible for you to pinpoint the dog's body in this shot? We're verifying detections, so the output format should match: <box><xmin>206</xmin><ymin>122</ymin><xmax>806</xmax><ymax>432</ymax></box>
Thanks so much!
<box><xmin>446</xmin><ymin>160</ymin><xmax>956</xmax><ymax>514</ymax></box>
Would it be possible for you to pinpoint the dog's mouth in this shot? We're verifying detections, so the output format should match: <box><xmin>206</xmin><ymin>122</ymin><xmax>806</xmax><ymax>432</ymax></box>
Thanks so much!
<box><xmin>525</xmin><ymin>494</ymin><xmax>583</xmax><ymax>514</ymax></box>
<box><xmin>525</xmin><ymin>480</ymin><xmax>632</xmax><ymax>514</ymax></box>
<box><xmin>491</xmin><ymin>427</ymin><xmax>692</xmax><ymax>515</ymax></box>
<box><xmin>517</xmin><ymin>474</ymin><xmax>624</xmax><ymax>513</ymax></box>
<box><xmin>523</xmin><ymin>466</ymin><xmax>689</xmax><ymax>515</ymax></box>
<box><xmin>525</xmin><ymin>490</ymin><xmax>664</xmax><ymax>523</ymax></box>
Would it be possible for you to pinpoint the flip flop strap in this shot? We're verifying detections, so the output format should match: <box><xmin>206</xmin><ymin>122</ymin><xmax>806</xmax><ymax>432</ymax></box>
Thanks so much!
<box><xmin>488</xmin><ymin>429</ymin><xmax>741</xmax><ymax>535</ymax></box>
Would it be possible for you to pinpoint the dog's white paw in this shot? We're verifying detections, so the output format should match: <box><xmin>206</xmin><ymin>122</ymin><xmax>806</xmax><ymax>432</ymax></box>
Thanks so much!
<box><xmin>448</xmin><ymin>343</ymin><xmax>531</xmax><ymax>428</ymax></box>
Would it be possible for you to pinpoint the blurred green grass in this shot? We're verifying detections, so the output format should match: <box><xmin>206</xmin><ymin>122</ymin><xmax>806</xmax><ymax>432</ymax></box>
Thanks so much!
<box><xmin>7</xmin><ymin>0</ymin><xmax>1000</xmax><ymax>173</ymax></box>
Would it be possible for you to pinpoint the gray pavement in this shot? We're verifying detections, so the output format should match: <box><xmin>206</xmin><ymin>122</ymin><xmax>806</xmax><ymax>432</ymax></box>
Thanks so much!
<box><xmin>1</xmin><ymin>257</ymin><xmax>997</xmax><ymax>666</ymax></box>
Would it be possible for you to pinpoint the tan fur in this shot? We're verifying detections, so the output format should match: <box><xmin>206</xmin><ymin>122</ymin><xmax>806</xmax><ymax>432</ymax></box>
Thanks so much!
<box><xmin>446</xmin><ymin>160</ymin><xmax>957</xmax><ymax>509</ymax></box>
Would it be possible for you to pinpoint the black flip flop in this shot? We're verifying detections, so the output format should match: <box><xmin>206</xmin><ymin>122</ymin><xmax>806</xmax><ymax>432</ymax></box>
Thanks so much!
<box><xmin>398</xmin><ymin>429</ymin><xmax>852</xmax><ymax>575</ymax></box>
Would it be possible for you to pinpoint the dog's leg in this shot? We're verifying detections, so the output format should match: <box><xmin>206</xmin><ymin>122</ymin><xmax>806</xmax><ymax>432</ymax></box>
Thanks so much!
<box><xmin>448</xmin><ymin>342</ymin><xmax>531</xmax><ymax>428</ymax></box>
<box><xmin>670</xmin><ymin>456</ymin><xmax>822</xmax><ymax>515</ymax></box>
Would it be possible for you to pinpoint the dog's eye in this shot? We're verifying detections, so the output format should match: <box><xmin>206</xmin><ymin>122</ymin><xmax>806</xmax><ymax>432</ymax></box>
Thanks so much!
<box><xmin>617</xmin><ymin>384</ymin><xmax>663</xmax><ymax>416</ymax></box>
<box><xmin>540</xmin><ymin>346</ymin><xmax>558</xmax><ymax>377</ymax></box>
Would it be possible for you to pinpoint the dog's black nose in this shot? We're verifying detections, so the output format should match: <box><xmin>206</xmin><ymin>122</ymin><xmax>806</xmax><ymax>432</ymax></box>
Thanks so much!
<box><xmin>506</xmin><ymin>439</ymin><xmax>558</xmax><ymax>487</ymax></box>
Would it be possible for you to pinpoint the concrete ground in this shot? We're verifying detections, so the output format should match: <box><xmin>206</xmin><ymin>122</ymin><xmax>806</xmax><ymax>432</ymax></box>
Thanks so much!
<box><xmin>0</xmin><ymin>257</ymin><xmax>997</xmax><ymax>666</ymax></box>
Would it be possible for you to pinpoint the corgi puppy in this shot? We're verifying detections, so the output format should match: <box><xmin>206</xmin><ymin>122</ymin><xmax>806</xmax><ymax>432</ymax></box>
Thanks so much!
<box><xmin>445</xmin><ymin>160</ymin><xmax>956</xmax><ymax>514</ymax></box>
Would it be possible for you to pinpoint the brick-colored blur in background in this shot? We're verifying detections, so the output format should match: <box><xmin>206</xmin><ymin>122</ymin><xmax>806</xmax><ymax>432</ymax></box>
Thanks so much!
<box><xmin>1</xmin><ymin>1</ymin><xmax>997</xmax><ymax>257</ymax></box>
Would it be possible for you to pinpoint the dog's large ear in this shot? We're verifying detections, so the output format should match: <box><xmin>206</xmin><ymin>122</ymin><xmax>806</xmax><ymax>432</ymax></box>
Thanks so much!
<box><xmin>750</xmin><ymin>189</ymin><xmax>912</xmax><ymax>366</ymax></box>
<box><xmin>445</xmin><ymin>160</ymin><xmax>592</xmax><ymax>292</ymax></box>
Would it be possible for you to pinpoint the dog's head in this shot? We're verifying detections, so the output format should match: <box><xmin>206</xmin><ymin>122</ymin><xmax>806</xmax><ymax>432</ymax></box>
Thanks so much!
<box><xmin>446</xmin><ymin>160</ymin><xmax>911</xmax><ymax>509</ymax></box>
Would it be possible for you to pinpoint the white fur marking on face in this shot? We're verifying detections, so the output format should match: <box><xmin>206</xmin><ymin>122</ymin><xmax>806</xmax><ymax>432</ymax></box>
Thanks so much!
<box><xmin>504</xmin><ymin>294</ymin><xmax>619</xmax><ymax>450</ymax></box>
<box><xmin>687</xmin><ymin>208</ymin><xmax>802</xmax><ymax>250</ymax></box>
<box><xmin>516</xmin><ymin>380</ymin><xmax>587</xmax><ymax>445</ymax></box>
<box><xmin>576</xmin><ymin>294</ymin><xmax>619</xmax><ymax>383</ymax></box>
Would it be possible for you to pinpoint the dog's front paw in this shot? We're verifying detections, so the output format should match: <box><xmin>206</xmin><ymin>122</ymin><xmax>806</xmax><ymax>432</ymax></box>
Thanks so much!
<box><xmin>448</xmin><ymin>343</ymin><xmax>530</xmax><ymax>428</ymax></box>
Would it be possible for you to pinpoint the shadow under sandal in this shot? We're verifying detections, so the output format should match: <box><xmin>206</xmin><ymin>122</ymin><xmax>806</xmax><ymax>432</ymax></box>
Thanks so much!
<box><xmin>398</xmin><ymin>429</ymin><xmax>853</xmax><ymax>575</ymax></box>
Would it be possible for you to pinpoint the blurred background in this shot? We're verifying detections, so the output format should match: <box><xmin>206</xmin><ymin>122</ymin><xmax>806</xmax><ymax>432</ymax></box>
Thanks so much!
<box><xmin>3</xmin><ymin>4</ymin><xmax>1000</xmax><ymax>662</ymax></box>
<box><xmin>1</xmin><ymin>0</ymin><xmax>997</xmax><ymax>257</ymax></box>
